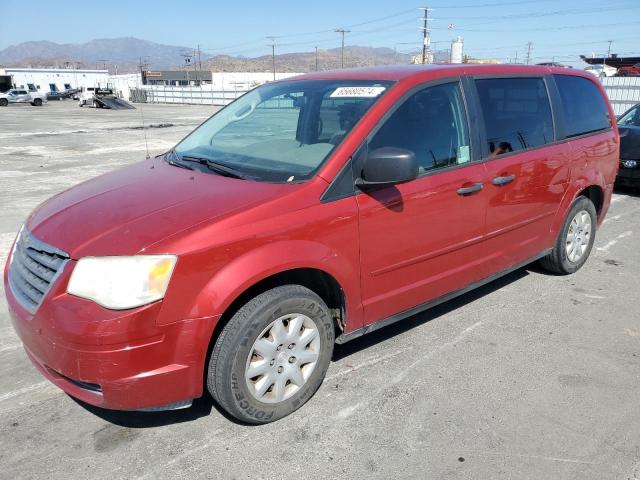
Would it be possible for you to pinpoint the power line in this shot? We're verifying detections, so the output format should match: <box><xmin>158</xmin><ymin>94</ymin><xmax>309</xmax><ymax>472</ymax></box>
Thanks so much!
<box><xmin>436</xmin><ymin>20</ymin><xmax>638</xmax><ymax>33</ymax></box>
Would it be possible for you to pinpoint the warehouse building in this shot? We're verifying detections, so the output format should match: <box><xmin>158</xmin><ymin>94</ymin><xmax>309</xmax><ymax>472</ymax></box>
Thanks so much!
<box><xmin>0</xmin><ymin>67</ymin><xmax>109</xmax><ymax>93</ymax></box>
<box><xmin>142</xmin><ymin>70</ymin><xmax>212</xmax><ymax>86</ymax></box>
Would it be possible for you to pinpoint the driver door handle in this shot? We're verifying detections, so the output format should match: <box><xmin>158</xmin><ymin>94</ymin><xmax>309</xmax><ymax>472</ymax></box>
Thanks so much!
<box><xmin>457</xmin><ymin>182</ymin><xmax>483</xmax><ymax>196</ymax></box>
<box><xmin>492</xmin><ymin>174</ymin><xmax>516</xmax><ymax>186</ymax></box>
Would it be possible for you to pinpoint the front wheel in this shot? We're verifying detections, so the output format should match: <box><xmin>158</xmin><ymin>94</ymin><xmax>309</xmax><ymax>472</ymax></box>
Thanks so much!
<box><xmin>207</xmin><ymin>285</ymin><xmax>334</xmax><ymax>424</ymax></box>
<box><xmin>32</xmin><ymin>98</ymin><xmax>42</xmax><ymax>106</ymax></box>
<box><xmin>540</xmin><ymin>196</ymin><xmax>597</xmax><ymax>274</ymax></box>
<box><xmin>0</xmin><ymin>98</ymin><xmax>7</xmax><ymax>107</ymax></box>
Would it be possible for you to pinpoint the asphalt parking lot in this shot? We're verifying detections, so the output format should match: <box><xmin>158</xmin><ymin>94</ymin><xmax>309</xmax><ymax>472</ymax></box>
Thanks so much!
<box><xmin>1</xmin><ymin>100</ymin><xmax>639</xmax><ymax>480</ymax></box>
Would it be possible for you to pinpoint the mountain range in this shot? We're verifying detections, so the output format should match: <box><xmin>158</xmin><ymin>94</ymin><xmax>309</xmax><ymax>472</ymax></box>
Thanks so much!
<box><xmin>0</xmin><ymin>37</ymin><xmax>413</xmax><ymax>73</ymax></box>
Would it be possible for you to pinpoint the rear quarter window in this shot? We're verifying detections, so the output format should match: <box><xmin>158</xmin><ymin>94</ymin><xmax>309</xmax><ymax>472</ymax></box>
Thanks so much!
<box><xmin>554</xmin><ymin>75</ymin><xmax>610</xmax><ymax>138</ymax></box>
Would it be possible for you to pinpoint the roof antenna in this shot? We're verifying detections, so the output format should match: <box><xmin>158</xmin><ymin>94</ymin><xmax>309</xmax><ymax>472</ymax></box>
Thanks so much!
<box><xmin>139</xmin><ymin>101</ymin><xmax>150</xmax><ymax>159</ymax></box>
<box><xmin>137</xmin><ymin>57</ymin><xmax>151</xmax><ymax>159</ymax></box>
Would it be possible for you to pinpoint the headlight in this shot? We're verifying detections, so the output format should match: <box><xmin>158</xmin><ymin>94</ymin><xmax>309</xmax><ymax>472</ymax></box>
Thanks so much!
<box><xmin>67</xmin><ymin>255</ymin><xmax>177</xmax><ymax>309</ymax></box>
<box><xmin>622</xmin><ymin>159</ymin><xmax>637</xmax><ymax>168</ymax></box>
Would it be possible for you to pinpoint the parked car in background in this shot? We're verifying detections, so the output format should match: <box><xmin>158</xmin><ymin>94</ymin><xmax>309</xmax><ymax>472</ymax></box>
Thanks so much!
<box><xmin>5</xmin><ymin>65</ymin><xmax>619</xmax><ymax>424</ymax></box>
<box><xmin>616</xmin><ymin>103</ymin><xmax>640</xmax><ymax>189</ymax></box>
<box><xmin>584</xmin><ymin>64</ymin><xmax>617</xmax><ymax>78</ymax></box>
<box><xmin>0</xmin><ymin>89</ymin><xmax>47</xmax><ymax>106</ymax></box>
<box><xmin>617</xmin><ymin>63</ymin><xmax>640</xmax><ymax>77</ymax></box>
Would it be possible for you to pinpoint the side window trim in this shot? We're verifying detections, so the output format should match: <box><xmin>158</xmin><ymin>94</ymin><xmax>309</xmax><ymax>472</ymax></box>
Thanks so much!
<box><xmin>544</xmin><ymin>74</ymin><xmax>568</xmax><ymax>141</ymax></box>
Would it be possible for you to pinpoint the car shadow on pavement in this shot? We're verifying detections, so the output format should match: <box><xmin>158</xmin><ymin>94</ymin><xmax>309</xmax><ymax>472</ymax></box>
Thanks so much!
<box><xmin>71</xmin><ymin>265</ymin><xmax>531</xmax><ymax>428</ymax></box>
<box><xmin>613</xmin><ymin>185</ymin><xmax>640</xmax><ymax>197</ymax></box>
<box><xmin>69</xmin><ymin>395</ymin><xmax>219</xmax><ymax>428</ymax></box>
<box><xmin>333</xmin><ymin>267</ymin><xmax>529</xmax><ymax>361</ymax></box>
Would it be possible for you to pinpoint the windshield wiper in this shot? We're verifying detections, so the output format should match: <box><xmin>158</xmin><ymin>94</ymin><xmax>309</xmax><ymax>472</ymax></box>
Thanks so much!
<box><xmin>164</xmin><ymin>150</ymin><xmax>195</xmax><ymax>170</ymax></box>
<box><xmin>179</xmin><ymin>154</ymin><xmax>248</xmax><ymax>179</ymax></box>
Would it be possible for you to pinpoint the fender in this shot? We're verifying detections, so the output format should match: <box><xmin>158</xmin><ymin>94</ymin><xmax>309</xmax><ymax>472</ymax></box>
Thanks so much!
<box><xmin>176</xmin><ymin>239</ymin><xmax>363</xmax><ymax>332</ymax></box>
<box><xmin>549</xmin><ymin>166</ymin><xmax>606</xmax><ymax>240</ymax></box>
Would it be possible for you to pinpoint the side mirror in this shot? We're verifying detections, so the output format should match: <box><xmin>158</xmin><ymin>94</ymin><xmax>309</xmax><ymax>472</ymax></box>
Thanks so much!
<box><xmin>356</xmin><ymin>147</ymin><xmax>419</xmax><ymax>187</ymax></box>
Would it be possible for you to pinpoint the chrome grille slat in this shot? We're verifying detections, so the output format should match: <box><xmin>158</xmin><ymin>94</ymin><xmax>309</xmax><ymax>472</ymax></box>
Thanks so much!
<box><xmin>8</xmin><ymin>228</ymin><xmax>69</xmax><ymax>314</ymax></box>
<box><xmin>12</xmin><ymin>258</ymin><xmax>48</xmax><ymax>294</ymax></box>
<box><xmin>11</xmin><ymin>268</ymin><xmax>43</xmax><ymax>304</ymax></box>
<box><xmin>24</xmin><ymin>248</ymin><xmax>64</xmax><ymax>271</ymax></box>
<box><xmin>15</xmin><ymin>248</ymin><xmax>56</xmax><ymax>282</ymax></box>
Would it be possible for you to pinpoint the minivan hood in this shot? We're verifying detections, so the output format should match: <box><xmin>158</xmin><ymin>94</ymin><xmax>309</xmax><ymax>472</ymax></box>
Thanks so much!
<box><xmin>27</xmin><ymin>157</ymin><xmax>291</xmax><ymax>258</ymax></box>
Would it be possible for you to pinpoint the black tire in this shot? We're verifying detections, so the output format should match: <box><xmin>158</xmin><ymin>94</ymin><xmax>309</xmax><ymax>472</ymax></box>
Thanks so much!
<box><xmin>540</xmin><ymin>196</ymin><xmax>597</xmax><ymax>274</ymax></box>
<box><xmin>32</xmin><ymin>98</ymin><xmax>42</xmax><ymax>106</ymax></box>
<box><xmin>207</xmin><ymin>285</ymin><xmax>334</xmax><ymax>424</ymax></box>
<box><xmin>0</xmin><ymin>99</ymin><xmax>7</xmax><ymax>107</ymax></box>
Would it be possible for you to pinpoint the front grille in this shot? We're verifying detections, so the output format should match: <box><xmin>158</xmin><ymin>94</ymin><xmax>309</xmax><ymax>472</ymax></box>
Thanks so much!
<box><xmin>8</xmin><ymin>227</ymin><xmax>69</xmax><ymax>313</ymax></box>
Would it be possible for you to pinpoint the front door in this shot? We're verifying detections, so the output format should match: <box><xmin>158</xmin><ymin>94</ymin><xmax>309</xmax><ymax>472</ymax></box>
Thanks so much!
<box><xmin>357</xmin><ymin>81</ymin><xmax>490</xmax><ymax>324</ymax></box>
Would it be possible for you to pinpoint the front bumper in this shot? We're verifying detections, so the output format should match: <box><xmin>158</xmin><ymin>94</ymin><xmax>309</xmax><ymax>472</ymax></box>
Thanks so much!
<box><xmin>615</xmin><ymin>162</ymin><xmax>640</xmax><ymax>187</ymax></box>
<box><xmin>5</xmin><ymin>262</ymin><xmax>217</xmax><ymax>411</ymax></box>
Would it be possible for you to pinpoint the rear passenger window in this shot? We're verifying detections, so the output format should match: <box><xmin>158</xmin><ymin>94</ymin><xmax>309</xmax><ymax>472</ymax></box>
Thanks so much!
<box><xmin>475</xmin><ymin>78</ymin><xmax>553</xmax><ymax>157</ymax></box>
<box><xmin>369</xmin><ymin>82</ymin><xmax>471</xmax><ymax>173</ymax></box>
<box><xmin>554</xmin><ymin>75</ymin><xmax>610</xmax><ymax>138</ymax></box>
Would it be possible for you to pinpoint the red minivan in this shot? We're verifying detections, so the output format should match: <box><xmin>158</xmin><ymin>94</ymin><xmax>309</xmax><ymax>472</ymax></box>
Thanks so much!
<box><xmin>4</xmin><ymin>65</ymin><xmax>618</xmax><ymax>423</ymax></box>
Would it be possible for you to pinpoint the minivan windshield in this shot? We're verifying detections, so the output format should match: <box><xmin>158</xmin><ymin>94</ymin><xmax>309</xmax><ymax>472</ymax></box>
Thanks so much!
<box><xmin>618</xmin><ymin>105</ymin><xmax>640</xmax><ymax>127</ymax></box>
<box><xmin>173</xmin><ymin>79</ymin><xmax>392</xmax><ymax>182</ymax></box>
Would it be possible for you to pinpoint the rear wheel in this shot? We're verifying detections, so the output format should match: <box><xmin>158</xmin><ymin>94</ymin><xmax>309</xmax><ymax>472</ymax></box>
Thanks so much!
<box><xmin>207</xmin><ymin>285</ymin><xmax>334</xmax><ymax>424</ymax></box>
<box><xmin>540</xmin><ymin>196</ymin><xmax>597</xmax><ymax>274</ymax></box>
<box><xmin>0</xmin><ymin>98</ymin><xmax>7</xmax><ymax>107</ymax></box>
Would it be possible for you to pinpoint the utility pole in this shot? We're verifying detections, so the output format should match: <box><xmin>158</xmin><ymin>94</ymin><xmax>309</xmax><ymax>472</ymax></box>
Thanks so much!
<box><xmin>192</xmin><ymin>47</ymin><xmax>198</xmax><ymax>84</ymax></box>
<box><xmin>419</xmin><ymin>7</ymin><xmax>432</xmax><ymax>64</ymax></box>
<box><xmin>181</xmin><ymin>53</ymin><xmax>193</xmax><ymax>84</ymax></box>
<box><xmin>138</xmin><ymin>56</ymin><xmax>149</xmax><ymax>85</ymax></box>
<box><xmin>267</xmin><ymin>36</ymin><xmax>277</xmax><ymax>80</ymax></box>
<box><xmin>606</xmin><ymin>40</ymin><xmax>613</xmax><ymax>64</ymax></box>
<box><xmin>334</xmin><ymin>28</ymin><xmax>350</xmax><ymax>68</ymax></box>
<box><xmin>315</xmin><ymin>46</ymin><xmax>319</xmax><ymax>71</ymax></box>
<box><xmin>525</xmin><ymin>42</ymin><xmax>533</xmax><ymax>65</ymax></box>
<box><xmin>514</xmin><ymin>51</ymin><xmax>518</xmax><ymax>64</ymax></box>
<box><xmin>197</xmin><ymin>44</ymin><xmax>202</xmax><ymax>74</ymax></box>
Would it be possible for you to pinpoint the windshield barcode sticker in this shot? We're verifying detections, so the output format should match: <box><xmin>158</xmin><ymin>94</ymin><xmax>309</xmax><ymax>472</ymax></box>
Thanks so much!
<box><xmin>330</xmin><ymin>86</ymin><xmax>386</xmax><ymax>98</ymax></box>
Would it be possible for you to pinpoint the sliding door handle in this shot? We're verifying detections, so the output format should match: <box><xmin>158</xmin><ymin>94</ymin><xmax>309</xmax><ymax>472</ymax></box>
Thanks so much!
<box><xmin>457</xmin><ymin>182</ymin><xmax>483</xmax><ymax>196</ymax></box>
<box><xmin>492</xmin><ymin>174</ymin><xmax>516</xmax><ymax>186</ymax></box>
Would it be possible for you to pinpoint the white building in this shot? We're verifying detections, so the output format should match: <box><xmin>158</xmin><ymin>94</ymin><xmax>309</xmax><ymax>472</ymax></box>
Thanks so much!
<box><xmin>209</xmin><ymin>72</ymin><xmax>301</xmax><ymax>91</ymax></box>
<box><xmin>0</xmin><ymin>67</ymin><xmax>109</xmax><ymax>93</ymax></box>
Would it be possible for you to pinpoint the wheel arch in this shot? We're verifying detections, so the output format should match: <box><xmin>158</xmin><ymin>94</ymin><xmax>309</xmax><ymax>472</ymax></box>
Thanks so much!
<box><xmin>199</xmin><ymin>263</ymin><xmax>349</xmax><ymax>398</ymax></box>
<box><xmin>551</xmin><ymin>168</ymin><xmax>608</xmax><ymax>239</ymax></box>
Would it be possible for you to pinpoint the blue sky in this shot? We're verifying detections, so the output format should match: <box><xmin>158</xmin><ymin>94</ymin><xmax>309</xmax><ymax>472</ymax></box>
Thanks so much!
<box><xmin>0</xmin><ymin>0</ymin><xmax>638</xmax><ymax>66</ymax></box>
